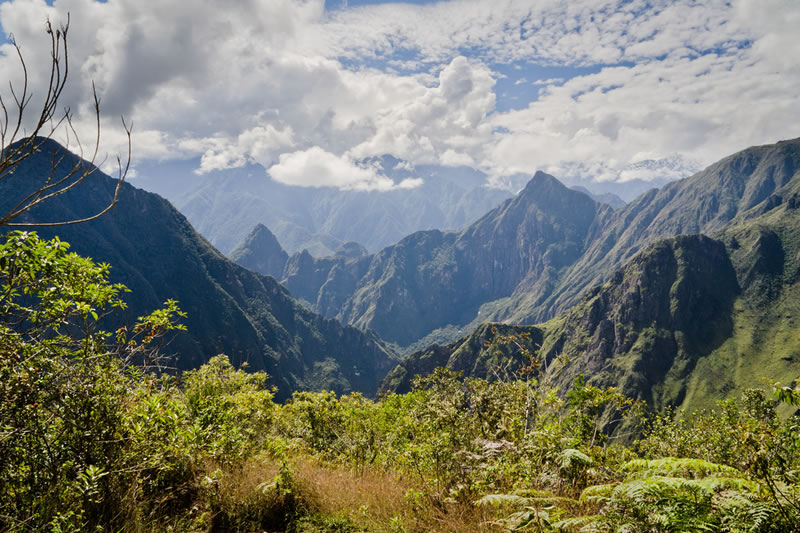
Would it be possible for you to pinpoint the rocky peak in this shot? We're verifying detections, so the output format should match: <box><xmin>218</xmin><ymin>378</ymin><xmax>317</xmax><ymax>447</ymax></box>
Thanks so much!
<box><xmin>229</xmin><ymin>223</ymin><xmax>288</xmax><ymax>279</ymax></box>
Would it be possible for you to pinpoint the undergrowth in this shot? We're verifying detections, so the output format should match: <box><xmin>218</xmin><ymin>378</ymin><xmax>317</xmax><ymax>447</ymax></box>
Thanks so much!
<box><xmin>2</xmin><ymin>232</ymin><xmax>800</xmax><ymax>532</ymax></box>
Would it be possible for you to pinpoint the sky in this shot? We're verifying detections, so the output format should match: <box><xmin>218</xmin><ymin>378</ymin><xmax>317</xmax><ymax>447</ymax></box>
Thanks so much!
<box><xmin>0</xmin><ymin>0</ymin><xmax>798</xmax><ymax>193</ymax></box>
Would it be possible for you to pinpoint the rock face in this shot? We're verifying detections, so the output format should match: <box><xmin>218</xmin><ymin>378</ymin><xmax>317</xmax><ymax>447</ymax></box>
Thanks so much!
<box><xmin>539</xmin><ymin>235</ymin><xmax>739</xmax><ymax>409</ymax></box>
<box><xmin>229</xmin><ymin>224</ymin><xmax>288</xmax><ymax>279</ymax></box>
<box><xmin>0</xmin><ymin>139</ymin><xmax>397</xmax><ymax>400</ymax></box>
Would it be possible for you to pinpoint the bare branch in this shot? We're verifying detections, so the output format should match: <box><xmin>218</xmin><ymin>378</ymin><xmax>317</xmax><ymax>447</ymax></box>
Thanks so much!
<box><xmin>0</xmin><ymin>13</ymin><xmax>131</xmax><ymax>228</ymax></box>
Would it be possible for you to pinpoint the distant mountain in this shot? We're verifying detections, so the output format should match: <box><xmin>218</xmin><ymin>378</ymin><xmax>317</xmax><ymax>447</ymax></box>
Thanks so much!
<box><xmin>229</xmin><ymin>224</ymin><xmax>289</xmax><ymax>279</ymax></box>
<box><xmin>571</xmin><ymin>186</ymin><xmax>626</xmax><ymax>210</ymax></box>
<box><xmin>339</xmin><ymin>172</ymin><xmax>613</xmax><ymax>345</ymax></box>
<box><xmin>232</xmin><ymin>172</ymin><xmax>613</xmax><ymax>346</ymax></box>
<box><xmin>0</xmin><ymin>139</ymin><xmax>397</xmax><ymax>400</ymax></box>
<box><xmin>565</xmin><ymin>155</ymin><xmax>700</xmax><ymax>202</ymax></box>
<box><xmin>135</xmin><ymin>156</ymin><xmax>515</xmax><ymax>256</ymax></box>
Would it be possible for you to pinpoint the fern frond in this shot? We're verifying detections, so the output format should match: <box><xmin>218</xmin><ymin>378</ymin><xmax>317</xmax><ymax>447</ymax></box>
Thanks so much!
<box><xmin>511</xmin><ymin>488</ymin><xmax>556</xmax><ymax>498</ymax></box>
<box><xmin>621</xmin><ymin>457</ymin><xmax>741</xmax><ymax>479</ymax></box>
<box><xmin>692</xmin><ymin>476</ymin><xmax>758</xmax><ymax>494</ymax></box>
<box><xmin>552</xmin><ymin>515</ymin><xmax>601</xmax><ymax>530</ymax></box>
<box><xmin>475</xmin><ymin>493</ymin><xmax>528</xmax><ymax>507</ymax></box>
<box><xmin>580</xmin><ymin>483</ymin><xmax>617</xmax><ymax>503</ymax></box>
<box><xmin>559</xmin><ymin>448</ymin><xmax>594</xmax><ymax>470</ymax></box>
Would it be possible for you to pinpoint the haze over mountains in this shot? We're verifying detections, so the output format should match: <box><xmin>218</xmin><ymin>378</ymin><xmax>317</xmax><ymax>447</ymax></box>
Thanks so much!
<box><xmin>134</xmin><ymin>156</ymin><xmax>525</xmax><ymax>257</ymax></box>
<box><xmin>379</xmin><ymin>138</ymin><xmax>800</xmax><ymax>413</ymax></box>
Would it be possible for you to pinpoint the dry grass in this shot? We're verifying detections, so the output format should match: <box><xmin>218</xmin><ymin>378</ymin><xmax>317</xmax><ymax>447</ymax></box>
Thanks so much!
<box><xmin>138</xmin><ymin>455</ymin><xmax>502</xmax><ymax>532</ymax></box>
<box><xmin>292</xmin><ymin>455</ymin><xmax>500</xmax><ymax>532</ymax></box>
<box><xmin>200</xmin><ymin>458</ymin><xmax>295</xmax><ymax>532</ymax></box>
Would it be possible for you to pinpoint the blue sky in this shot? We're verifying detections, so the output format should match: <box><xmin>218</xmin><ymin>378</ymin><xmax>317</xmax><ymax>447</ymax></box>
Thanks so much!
<box><xmin>0</xmin><ymin>0</ymin><xmax>798</xmax><ymax>193</ymax></box>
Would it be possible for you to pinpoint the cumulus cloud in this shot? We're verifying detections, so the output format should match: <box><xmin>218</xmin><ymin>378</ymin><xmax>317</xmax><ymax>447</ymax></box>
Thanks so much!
<box><xmin>0</xmin><ymin>0</ymin><xmax>797</xmax><ymax>192</ymax></box>
<box><xmin>268</xmin><ymin>147</ymin><xmax>422</xmax><ymax>191</ymax></box>
<box><xmin>348</xmin><ymin>56</ymin><xmax>495</xmax><ymax>163</ymax></box>
<box><xmin>486</xmin><ymin>39</ymin><xmax>800</xmax><ymax>183</ymax></box>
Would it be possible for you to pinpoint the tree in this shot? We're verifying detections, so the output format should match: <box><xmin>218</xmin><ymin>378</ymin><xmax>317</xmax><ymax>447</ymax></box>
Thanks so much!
<box><xmin>0</xmin><ymin>15</ymin><xmax>131</xmax><ymax>227</ymax></box>
<box><xmin>0</xmin><ymin>231</ymin><xmax>186</xmax><ymax>528</ymax></box>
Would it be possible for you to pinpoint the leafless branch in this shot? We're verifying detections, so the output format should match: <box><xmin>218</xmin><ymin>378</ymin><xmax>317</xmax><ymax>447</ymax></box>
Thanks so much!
<box><xmin>0</xmin><ymin>14</ymin><xmax>131</xmax><ymax>227</ymax></box>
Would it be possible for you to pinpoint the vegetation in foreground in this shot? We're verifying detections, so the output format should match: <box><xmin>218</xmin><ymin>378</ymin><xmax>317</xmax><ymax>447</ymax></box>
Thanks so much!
<box><xmin>2</xmin><ymin>231</ymin><xmax>800</xmax><ymax>532</ymax></box>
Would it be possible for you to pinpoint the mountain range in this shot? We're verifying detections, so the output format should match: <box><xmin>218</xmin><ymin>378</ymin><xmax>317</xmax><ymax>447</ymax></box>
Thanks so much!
<box><xmin>133</xmin><ymin>156</ymin><xmax>524</xmax><ymax>257</ymax></box>
<box><xmin>378</xmin><ymin>139</ymin><xmax>800</xmax><ymax>412</ymax></box>
<box><xmin>4</xmin><ymin>136</ymin><xmax>798</xmax><ymax>414</ymax></box>
<box><xmin>232</xmin><ymin>139</ymin><xmax>800</xmax><ymax>354</ymax></box>
<box><xmin>0</xmin><ymin>139</ymin><xmax>397</xmax><ymax>400</ymax></box>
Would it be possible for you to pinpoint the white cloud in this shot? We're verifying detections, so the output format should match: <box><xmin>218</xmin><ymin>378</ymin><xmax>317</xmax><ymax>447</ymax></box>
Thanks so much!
<box><xmin>0</xmin><ymin>0</ymin><xmax>797</xmax><ymax>192</ymax></box>
<box><xmin>348</xmin><ymin>56</ymin><xmax>496</xmax><ymax>163</ymax></box>
<box><xmin>268</xmin><ymin>147</ymin><xmax>421</xmax><ymax>191</ymax></box>
<box><xmin>192</xmin><ymin>125</ymin><xmax>296</xmax><ymax>174</ymax></box>
<box><xmin>440</xmin><ymin>149</ymin><xmax>475</xmax><ymax>167</ymax></box>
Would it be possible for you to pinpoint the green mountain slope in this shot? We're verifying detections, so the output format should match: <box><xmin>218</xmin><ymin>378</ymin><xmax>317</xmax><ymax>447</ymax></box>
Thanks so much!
<box><xmin>502</xmin><ymin>137</ymin><xmax>800</xmax><ymax>324</ymax></box>
<box><xmin>379</xmin><ymin>323</ymin><xmax>543</xmax><ymax>395</ymax></box>
<box><xmin>0</xmin><ymin>139</ymin><xmax>396</xmax><ymax>400</ymax></box>
<box><xmin>382</xmin><ymin>192</ymin><xmax>800</xmax><ymax>412</ymax></box>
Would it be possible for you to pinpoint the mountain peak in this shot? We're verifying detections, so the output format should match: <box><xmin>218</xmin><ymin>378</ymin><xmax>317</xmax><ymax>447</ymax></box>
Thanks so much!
<box><xmin>525</xmin><ymin>170</ymin><xmax>563</xmax><ymax>191</ymax></box>
<box><xmin>229</xmin><ymin>223</ymin><xmax>288</xmax><ymax>279</ymax></box>
<box><xmin>513</xmin><ymin>170</ymin><xmax>603</xmax><ymax>218</ymax></box>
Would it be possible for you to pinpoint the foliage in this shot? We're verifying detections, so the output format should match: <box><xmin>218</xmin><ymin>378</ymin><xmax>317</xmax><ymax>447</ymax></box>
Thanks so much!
<box><xmin>2</xmin><ymin>231</ymin><xmax>800</xmax><ymax>532</ymax></box>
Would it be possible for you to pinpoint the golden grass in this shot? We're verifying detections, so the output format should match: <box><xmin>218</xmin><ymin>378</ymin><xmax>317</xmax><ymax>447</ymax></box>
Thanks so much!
<box><xmin>292</xmin><ymin>455</ymin><xmax>500</xmax><ymax>532</ymax></box>
<box><xmin>141</xmin><ymin>454</ymin><xmax>502</xmax><ymax>532</ymax></box>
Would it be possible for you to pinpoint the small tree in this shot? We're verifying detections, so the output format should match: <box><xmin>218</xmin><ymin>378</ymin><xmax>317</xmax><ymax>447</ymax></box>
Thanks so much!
<box><xmin>0</xmin><ymin>15</ymin><xmax>131</xmax><ymax>227</ymax></box>
<box><xmin>0</xmin><ymin>231</ymin><xmax>186</xmax><ymax>529</ymax></box>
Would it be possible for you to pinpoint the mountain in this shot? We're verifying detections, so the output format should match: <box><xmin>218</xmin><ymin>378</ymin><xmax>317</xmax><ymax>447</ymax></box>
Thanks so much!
<box><xmin>0</xmin><ymin>139</ymin><xmax>397</xmax><ymax>400</ymax></box>
<box><xmin>135</xmin><ymin>156</ymin><xmax>515</xmax><ymax>256</ymax></box>
<box><xmin>566</xmin><ymin>155</ymin><xmax>700</xmax><ymax>202</ymax></box>
<box><xmin>379</xmin><ymin>323</ymin><xmax>543</xmax><ymax>395</ymax></box>
<box><xmin>229</xmin><ymin>223</ymin><xmax>289</xmax><ymax>279</ymax></box>
<box><xmin>380</xmin><ymin>140</ymin><xmax>800</xmax><ymax>412</ymax></box>
<box><xmin>571</xmin><ymin>186</ymin><xmax>626</xmax><ymax>210</ymax></box>
<box><xmin>498</xmin><ymin>137</ymin><xmax>800</xmax><ymax>326</ymax></box>
<box><xmin>338</xmin><ymin>172</ymin><xmax>614</xmax><ymax>345</ymax></box>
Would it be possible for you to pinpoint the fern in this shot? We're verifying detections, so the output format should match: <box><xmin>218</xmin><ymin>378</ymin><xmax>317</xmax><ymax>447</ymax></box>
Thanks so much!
<box><xmin>621</xmin><ymin>457</ymin><xmax>741</xmax><ymax>479</ymax></box>
<box><xmin>551</xmin><ymin>515</ymin><xmax>601</xmax><ymax>531</ymax></box>
<box><xmin>558</xmin><ymin>448</ymin><xmax>594</xmax><ymax>471</ymax></box>
<box><xmin>476</xmin><ymin>491</ymin><xmax>579</xmax><ymax>509</ymax></box>
<box><xmin>580</xmin><ymin>457</ymin><xmax>779</xmax><ymax>532</ymax></box>
<box><xmin>475</xmin><ymin>493</ymin><xmax>529</xmax><ymax>507</ymax></box>
<box><xmin>579</xmin><ymin>483</ymin><xmax>616</xmax><ymax>503</ymax></box>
